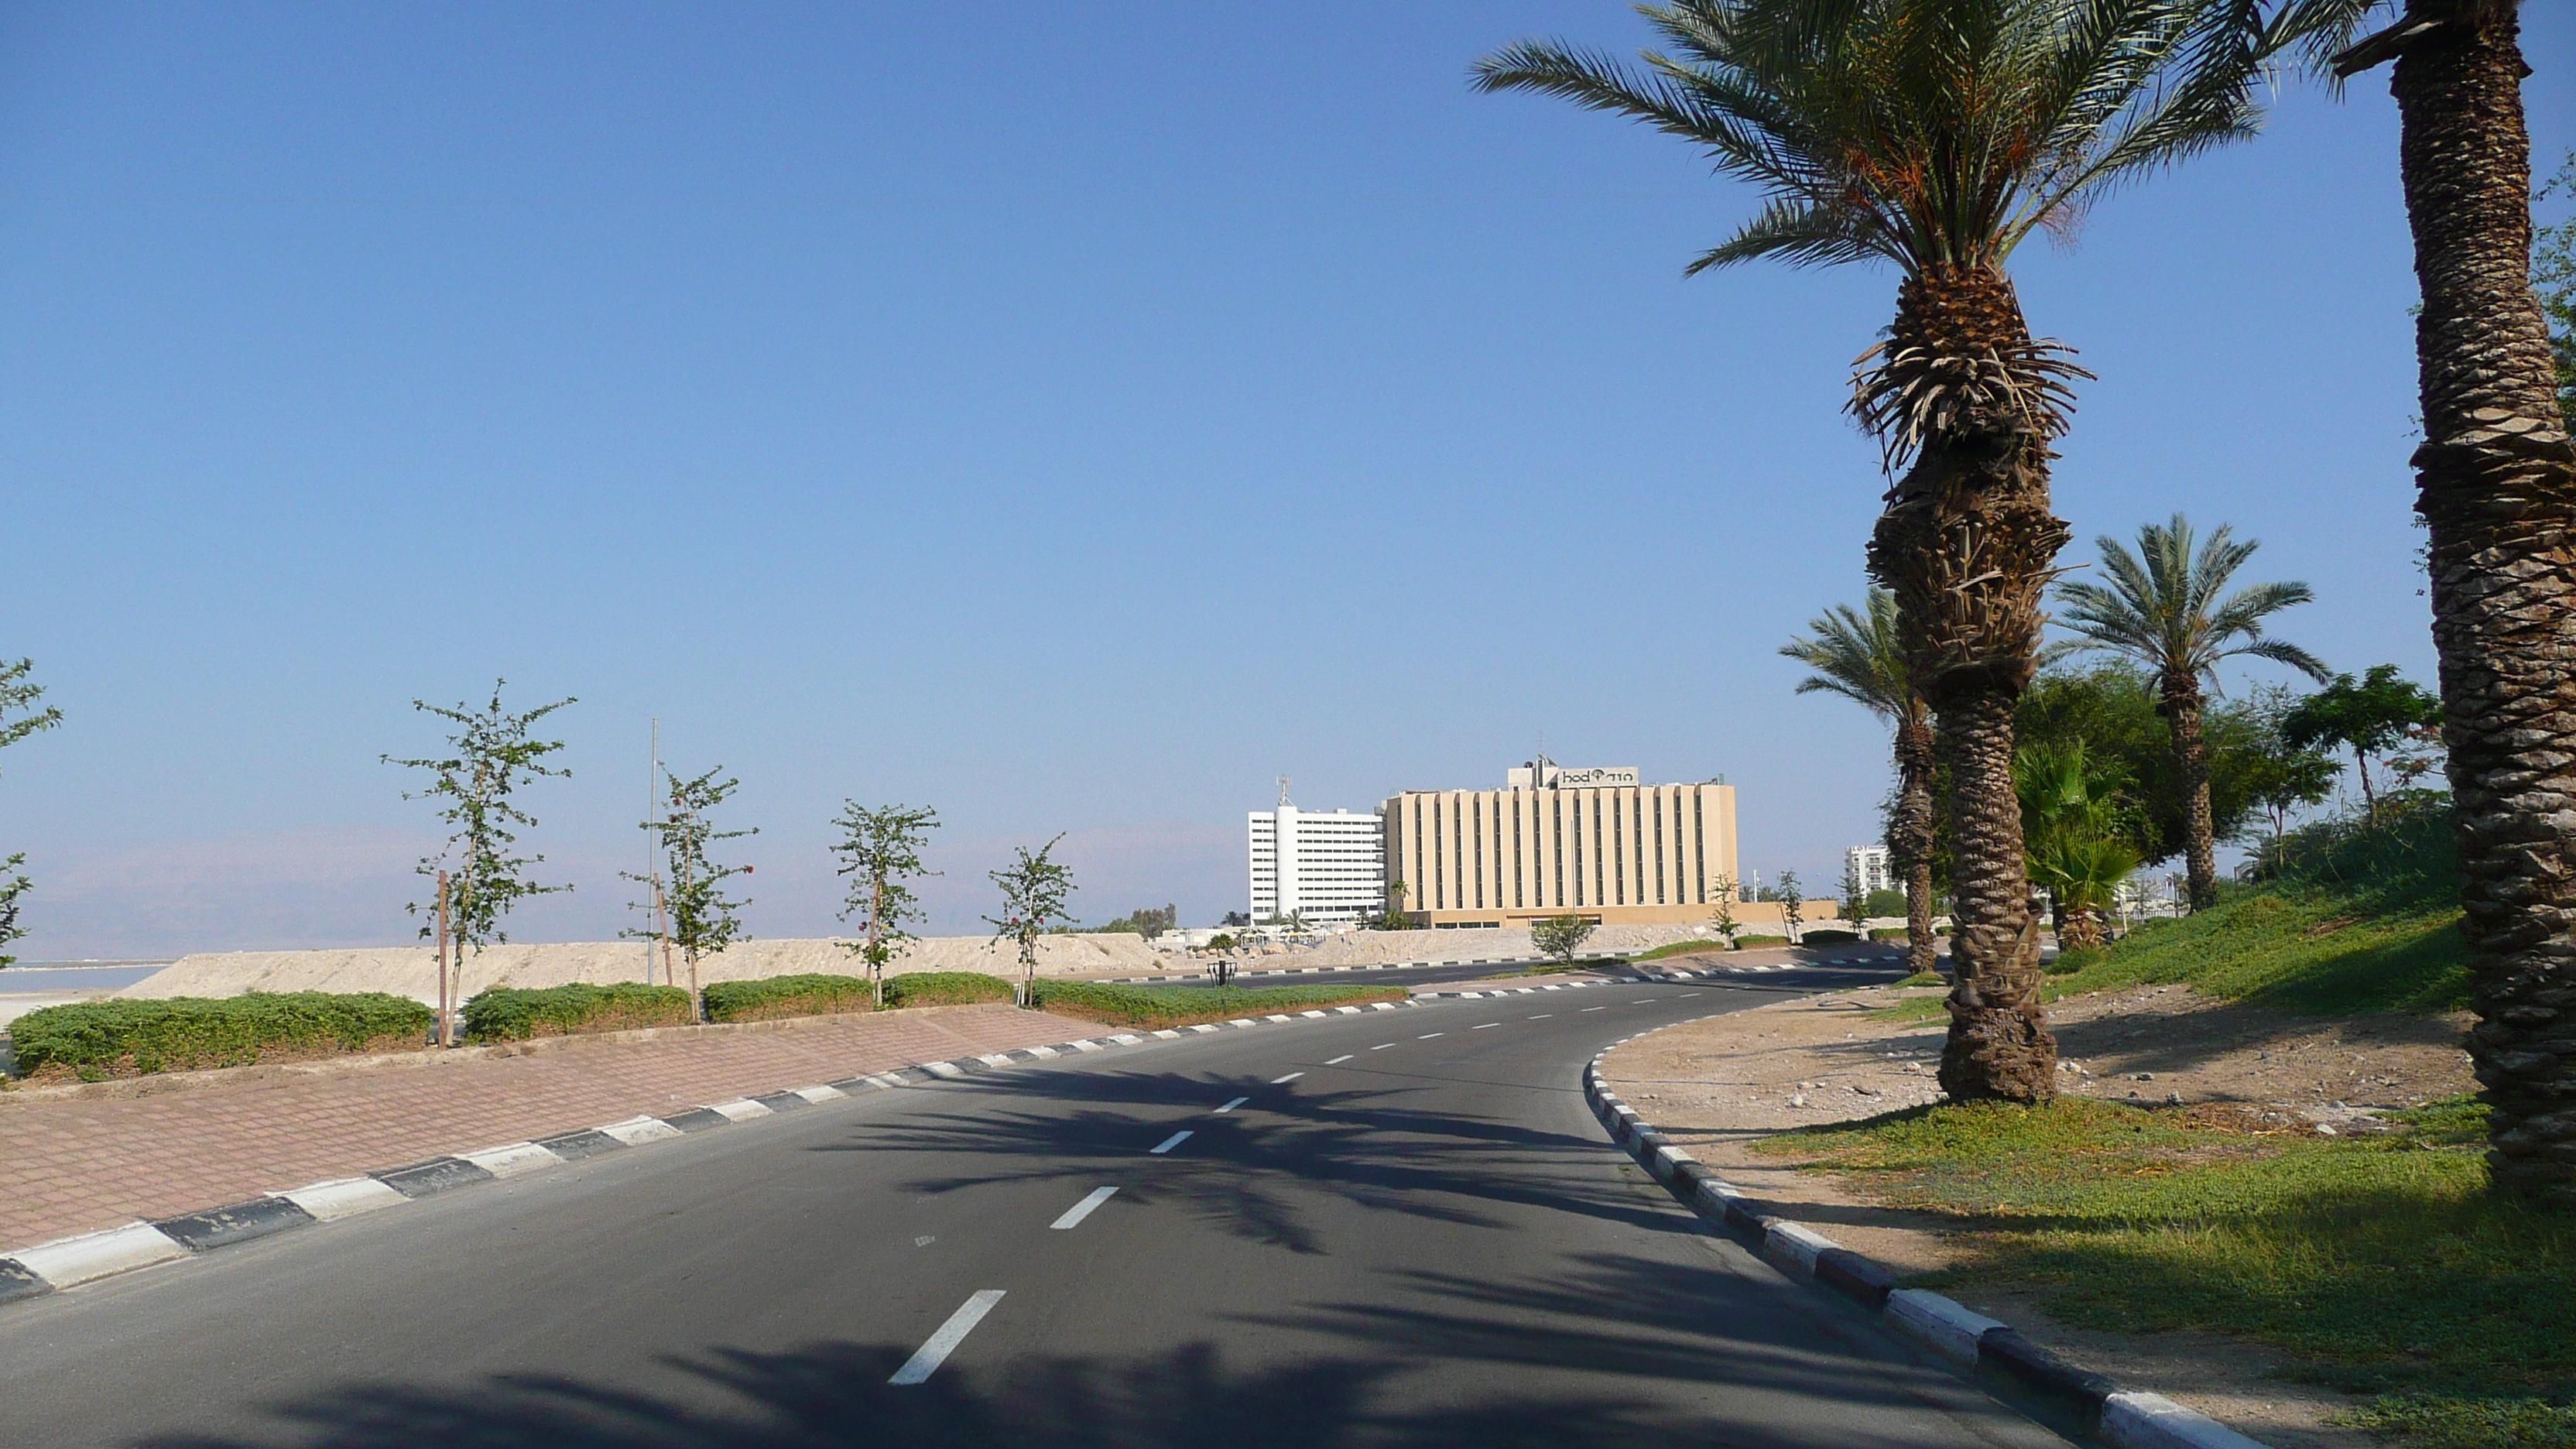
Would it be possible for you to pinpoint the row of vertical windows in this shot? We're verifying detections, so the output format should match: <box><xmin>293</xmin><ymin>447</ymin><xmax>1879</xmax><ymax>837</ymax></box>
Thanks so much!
<box><xmin>1392</xmin><ymin>787</ymin><xmax>1723</xmax><ymax>913</ymax></box>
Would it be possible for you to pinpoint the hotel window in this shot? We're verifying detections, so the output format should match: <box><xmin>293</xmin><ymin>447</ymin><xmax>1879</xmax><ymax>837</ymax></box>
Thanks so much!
<box><xmin>1692</xmin><ymin>793</ymin><xmax>1706</xmax><ymax>903</ymax></box>
<box><xmin>1553</xmin><ymin>796</ymin><xmax>1565</xmax><ymax>907</ymax></box>
<box><xmin>1654</xmin><ymin>793</ymin><xmax>1666</xmax><ymax>903</ymax></box>
<box><xmin>1473</xmin><ymin>796</ymin><xmax>1484</xmax><ymax>909</ymax></box>
<box><xmin>1512</xmin><ymin>798</ymin><xmax>1524</xmax><ymax>909</ymax></box>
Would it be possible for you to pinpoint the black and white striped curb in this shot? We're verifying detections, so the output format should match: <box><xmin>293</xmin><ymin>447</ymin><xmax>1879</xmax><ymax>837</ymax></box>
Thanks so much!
<box><xmin>1584</xmin><ymin>1044</ymin><xmax>2269</xmax><ymax>1449</ymax></box>
<box><xmin>1407</xmin><ymin>959</ymin><xmax>1884</xmax><ymax>1000</ymax></box>
<box><xmin>0</xmin><ymin>999</ymin><xmax>1430</xmax><ymax>1312</ymax></box>
<box><xmin>1093</xmin><ymin>949</ymin><xmax>1897</xmax><ymax>985</ymax></box>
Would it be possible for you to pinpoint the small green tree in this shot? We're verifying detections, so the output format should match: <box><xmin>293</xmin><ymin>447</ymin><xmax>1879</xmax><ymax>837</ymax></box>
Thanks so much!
<box><xmin>1840</xmin><ymin>858</ymin><xmax>1869</xmax><ymax>931</ymax></box>
<box><xmin>1532</xmin><ymin>913</ymin><xmax>1595</xmax><ymax>967</ymax></box>
<box><xmin>2281</xmin><ymin>666</ymin><xmax>2444</xmax><ymax>823</ymax></box>
<box><xmin>830</xmin><ymin>800</ymin><xmax>941</xmax><ymax>1009</ymax></box>
<box><xmin>1776</xmin><ymin>870</ymin><xmax>1804</xmax><ymax>945</ymax></box>
<box><xmin>624</xmin><ymin>765</ymin><xmax>755</xmax><ymax>1018</ymax></box>
<box><xmin>385</xmin><ymin>680</ymin><xmax>575</xmax><ymax>952</ymax></box>
<box><xmin>0</xmin><ymin>658</ymin><xmax>63</xmax><ymax>968</ymax></box>
<box><xmin>986</xmin><ymin>834</ymin><xmax>1077</xmax><ymax>1007</ymax></box>
<box><xmin>1705</xmin><ymin>875</ymin><xmax>1742</xmax><ymax>951</ymax></box>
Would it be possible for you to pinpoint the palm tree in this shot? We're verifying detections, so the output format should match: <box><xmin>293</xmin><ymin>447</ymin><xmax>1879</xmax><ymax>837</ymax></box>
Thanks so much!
<box><xmin>2014</xmin><ymin>739</ymin><xmax>2143</xmax><ymax>951</ymax></box>
<box><xmin>2054</xmin><ymin>516</ymin><xmax>2329</xmax><ymax>912</ymax></box>
<box><xmin>1780</xmin><ymin>590</ymin><xmax>1939</xmax><ymax>978</ymax></box>
<box><xmin>1475</xmin><ymin>0</ymin><xmax>2314</xmax><ymax>1103</ymax></box>
<box><xmin>2304</xmin><ymin>2</ymin><xmax>2576</xmax><ymax>1203</ymax></box>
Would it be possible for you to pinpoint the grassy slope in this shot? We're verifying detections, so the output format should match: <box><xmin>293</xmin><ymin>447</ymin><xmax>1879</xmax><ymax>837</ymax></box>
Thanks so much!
<box><xmin>1028</xmin><ymin>980</ymin><xmax>1406</xmax><ymax>1031</ymax></box>
<box><xmin>1875</xmin><ymin>802</ymin><xmax>2471</xmax><ymax>1026</ymax></box>
<box><xmin>1788</xmin><ymin>805</ymin><xmax>2576</xmax><ymax>1445</ymax></box>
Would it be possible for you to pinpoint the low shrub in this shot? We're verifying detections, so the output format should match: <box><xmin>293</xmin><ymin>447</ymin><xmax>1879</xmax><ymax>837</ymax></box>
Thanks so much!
<box><xmin>701</xmin><ymin>973</ymin><xmax>876</xmax><ymax>1023</ymax></box>
<box><xmin>7</xmin><ymin>992</ymin><xmax>434</xmax><ymax>1083</ymax></box>
<box><xmin>1736</xmin><ymin>934</ymin><xmax>1788</xmax><ymax>948</ymax></box>
<box><xmin>1868</xmin><ymin>928</ymin><xmax>1910</xmax><ymax>942</ymax></box>
<box><xmin>1800</xmin><ymin>928</ymin><xmax>1861</xmax><ymax>944</ymax></box>
<box><xmin>462</xmin><ymin>982</ymin><xmax>694</xmax><ymax>1042</ymax></box>
<box><xmin>1029</xmin><ymin>979</ymin><xmax>1403</xmax><ymax>1031</ymax></box>
<box><xmin>885</xmin><ymin>971</ymin><xmax>1016</xmax><ymax>1008</ymax></box>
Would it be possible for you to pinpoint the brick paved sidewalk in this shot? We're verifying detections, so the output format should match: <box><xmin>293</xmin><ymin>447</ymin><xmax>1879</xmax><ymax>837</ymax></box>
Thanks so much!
<box><xmin>0</xmin><ymin>1004</ymin><xmax>1097</xmax><ymax>1252</ymax></box>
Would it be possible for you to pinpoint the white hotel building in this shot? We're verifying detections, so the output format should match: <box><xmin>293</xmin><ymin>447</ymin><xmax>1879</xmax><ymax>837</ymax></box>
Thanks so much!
<box><xmin>1247</xmin><ymin>803</ymin><xmax>1388</xmax><ymax>925</ymax></box>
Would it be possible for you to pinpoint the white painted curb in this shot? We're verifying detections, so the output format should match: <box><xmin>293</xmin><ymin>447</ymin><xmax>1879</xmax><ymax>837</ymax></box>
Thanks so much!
<box><xmin>1886</xmin><ymin>1289</ymin><xmax>2006</xmax><ymax>1368</ymax></box>
<box><xmin>12</xmin><ymin>1223</ymin><xmax>187</xmax><ymax>1287</ymax></box>
<box><xmin>458</xmin><ymin>1142</ymin><xmax>561</xmax><ymax>1178</ymax></box>
<box><xmin>2103</xmin><ymin>1392</ymin><xmax>2273</xmax><ymax>1449</ymax></box>
<box><xmin>1760</xmin><ymin>1221</ymin><xmax>1839</xmax><ymax>1279</ymax></box>
<box><xmin>1649</xmin><ymin>1143</ymin><xmax>1695</xmax><ymax>1181</ymax></box>
<box><xmin>598</xmin><ymin>1115</ymin><xmax>685</xmax><ymax>1146</ymax></box>
<box><xmin>793</xmin><ymin>1084</ymin><xmax>848</xmax><ymax>1102</ymax></box>
<box><xmin>280</xmin><ymin>1177</ymin><xmax>409</xmax><ymax>1221</ymax></box>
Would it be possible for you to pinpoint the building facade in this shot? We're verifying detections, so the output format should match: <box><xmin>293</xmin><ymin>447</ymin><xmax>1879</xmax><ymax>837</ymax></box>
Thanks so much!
<box><xmin>1845</xmin><ymin>845</ymin><xmax>1893</xmax><ymax>896</ymax></box>
<box><xmin>1382</xmin><ymin>762</ymin><xmax>1738</xmax><ymax>927</ymax></box>
<box><xmin>1247</xmin><ymin>803</ymin><xmax>1387</xmax><ymax>924</ymax></box>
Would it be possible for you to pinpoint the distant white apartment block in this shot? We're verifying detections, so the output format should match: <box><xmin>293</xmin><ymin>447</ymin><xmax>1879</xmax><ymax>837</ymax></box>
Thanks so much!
<box><xmin>1846</xmin><ymin>844</ymin><xmax>1893</xmax><ymax>896</ymax></box>
<box><xmin>1248</xmin><ymin>796</ymin><xmax>1387</xmax><ymax>925</ymax></box>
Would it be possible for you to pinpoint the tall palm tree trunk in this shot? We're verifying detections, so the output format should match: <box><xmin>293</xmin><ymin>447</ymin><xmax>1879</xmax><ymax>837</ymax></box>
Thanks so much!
<box><xmin>2165</xmin><ymin>675</ymin><xmax>2220</xmax><ymax>911</ymax></box>
<box><xmin>1895</xmin><ymin>707</ymin><xmax>1940</xmax><ymax>978</ymax></box>
<box><xmin>1865</xmin><ymin>265</ymin><xmax>2067</xmax><ymax>1104</ymax></box>
<box><xmin>2386</xmin><ymin>2</ymin><xmax>2576</xmax><ymax>1203</ymax></box>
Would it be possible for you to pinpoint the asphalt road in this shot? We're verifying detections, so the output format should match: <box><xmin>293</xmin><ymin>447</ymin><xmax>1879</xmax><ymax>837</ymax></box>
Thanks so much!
<box><xmin>0</xmin><ymin>954</ymin><xmax>2068</xmax><ymax>1449</ymax></box>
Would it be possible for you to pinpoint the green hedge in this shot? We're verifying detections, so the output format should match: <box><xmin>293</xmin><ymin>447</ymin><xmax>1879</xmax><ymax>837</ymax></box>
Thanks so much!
<box><xmin>886</xmin><ymin>971</ymin><xmax>1016</xmax><ymax>1008</ymax></box>
<box><xmin>1029</xmin><ymin>979</ymin><xmax>1403</xmax><ymax>1031</ymax></box>
<box><xmin>7</xmin><ymin>992</ymin><xmax>434</xmax><ymax>1083</ymax></box>
<box><xmin>1800</xmin><ymin>928</ymin><xmax>1861</xmax><ymax>944</ymax></box>
<box><xmin>461</xmin><ymin>982</ymin><xmax>693</xmax><ymax>1042</ymax></box>
<box><xmin>1736</xmin><ymin>934</ymin><xmax>1789</xmax><ymax>947</ymax></box>
<box><xmin>701</xmin><ymin>973</ymin><xmax>877</xmax><ymax>1023</ymax></box>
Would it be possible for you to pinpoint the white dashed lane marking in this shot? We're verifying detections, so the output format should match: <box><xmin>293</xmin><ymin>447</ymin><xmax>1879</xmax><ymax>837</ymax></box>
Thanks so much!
<box><xmin>1214</xmin><ymin>1097</ymin><xmax>1249</xmax><ymax>1114</ymax></box>
<box><xmin>889</xmin><ymin>1290</ymin><xmax>1006</xmax><ymax>1385</ymax></box>
<box><xmin>1581</xmin><ymin>1006</ymin><xmax>1605</xmax><ymax>1012</ymax></box>
<box><xmin>1529</xmin><ymin>1013</ymin><xmax>1553</xmax><ymax>1019</ymax></box>
<box><xmin>1149</xmin><ymin>1131</ymin><xmax>1194</xmax><ymax>1155</ymax></box>
<box><xmin>1272</xmin><ymin>1072</ymin><xmax>1303</xmax><ymax>1084</ymax></box>
<box><xmin>1324</xmin><ymin>1054</ymin><xmax>1354</xmax><ymax>1064</ymax></box>
<box><xmin>1372</xmin><ymin>1043</ymin><xmax>1396</xmax><ymax>1050</ymax></box>
<box><xmin>1473</xmin><ymin>1023</ymin><xmax>1499</xmax><ymax>1030</ymax></box>
<box><xmin>1050</xmin><ymin>1187</ymin><xmax>1118</xmax><ymax>1230</ymax></box>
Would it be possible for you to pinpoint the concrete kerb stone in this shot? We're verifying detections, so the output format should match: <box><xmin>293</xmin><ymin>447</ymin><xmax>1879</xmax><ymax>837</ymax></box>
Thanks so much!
<box><xmin>0</xmin><ymin>994</ymin><xmax>1434</xmax><ymax>1310</ymax></box>
<box><xmin>1581</xmin><ymin>1048</ymin><xmax>2277</xmax><ymax>1448</ymax></box>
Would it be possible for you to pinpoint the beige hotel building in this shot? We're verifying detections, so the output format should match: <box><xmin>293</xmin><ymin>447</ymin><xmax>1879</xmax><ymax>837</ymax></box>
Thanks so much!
<box><xmin>1383</xmin><ymin>761</ymin><xmax>1739</xmax><ymax>928</ymax></box>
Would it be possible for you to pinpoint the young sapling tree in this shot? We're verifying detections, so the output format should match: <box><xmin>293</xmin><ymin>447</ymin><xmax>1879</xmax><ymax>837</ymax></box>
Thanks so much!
<box><xmin>624</xmin><ymin>765</ymin><xmax>755</xmax><ymax>1019</ymax></box>
<box><xmin>1778</xmin><ymin>870</ymin><xmax>1806</xmax><ymax>946</ymax></box>
<box><xmin>386</xmin><ymin>681</ymin><xmax>574</xmax><ymax>1039</ymax></box>
<box><xmin>985</xmin><ymin>834</ymin><xmax>1076</xmax><ymax>1008</ymax></box>
<box><xmin>0</xmin><ymin>658</ymin><xmax>64</xmax><ymax>968</ymax></box>
<box><xmin>830</xmin><ymin>800</ymin><xmax>940</xmax><ymax>1009</ymax></box>
<box><xmin>1841</xmin><ymin>859</ymin><xmax>1869</xmax><ymax>933</ymax></box>
<box><xmin>1532</xmin><ymin>913</ymin><xmax>1595</xmax><ymax>968</ymax></box>
<box><xmin>1706</xmin><ymin>875</ymin><xmax>1742</xmax><ymax>951</ymax></box>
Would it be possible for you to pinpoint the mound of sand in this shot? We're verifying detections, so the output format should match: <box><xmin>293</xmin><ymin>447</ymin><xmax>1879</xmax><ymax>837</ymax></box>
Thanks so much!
<box><xmin>119</xmin><ymin>933</ymin><xmax>1163</xmax><ymax>1008</ymax></box>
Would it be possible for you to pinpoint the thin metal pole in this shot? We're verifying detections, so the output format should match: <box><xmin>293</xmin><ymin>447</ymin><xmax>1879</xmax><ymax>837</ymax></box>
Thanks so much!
<box><xmin>646</xmin><ymin>718</ymin><xmax>660</xmax><ymax>985</ymax></box>
<box><xmin>436</xmin><ymin>869</ymin><xmax>453</xmax><ymax>1049</ymax></box>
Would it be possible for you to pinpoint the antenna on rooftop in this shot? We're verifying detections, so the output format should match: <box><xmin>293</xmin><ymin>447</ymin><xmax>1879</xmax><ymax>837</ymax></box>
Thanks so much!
<box><xmin>1277</xmin><ymin>775</ymin><xmax>1293</xmax><ymax>808</ymax></box>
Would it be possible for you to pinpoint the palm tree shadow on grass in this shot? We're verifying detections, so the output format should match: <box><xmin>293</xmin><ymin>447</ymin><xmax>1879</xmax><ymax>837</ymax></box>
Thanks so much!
<box><xmin>805</xmin><ymin>1068</ymin><xmax>1691</xmax><ymax>1253</ymax></box>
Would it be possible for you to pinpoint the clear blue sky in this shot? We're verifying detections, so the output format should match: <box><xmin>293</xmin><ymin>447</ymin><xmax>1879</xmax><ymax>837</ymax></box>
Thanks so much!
<box><xmin>4</xmin><ymin>3</ymin><xmax>2568</xmax><ymax>958</ymax></box>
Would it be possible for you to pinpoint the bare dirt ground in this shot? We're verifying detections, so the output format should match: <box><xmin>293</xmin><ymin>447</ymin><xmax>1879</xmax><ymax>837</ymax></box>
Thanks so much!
<box><xmin>1598</xmin><ymin>971</ymin><xmax>2478</xmax><ymax>1449</ymax></box>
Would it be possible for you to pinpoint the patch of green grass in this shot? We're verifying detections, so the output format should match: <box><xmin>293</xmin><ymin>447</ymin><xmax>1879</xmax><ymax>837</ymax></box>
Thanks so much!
<box><xmin>1892</xmin><ymin>971</ymin><xmax>1946</xmax><ymax>988</ymax></box>
<box><xmin>1871</xmin><ymin>805</ymin><xmax>2471</xmax><ymax>1026</ymax></box>
<box><xmin>1635</xmin><ymin>940</ymin><xmax>1727</xmax><ymax>961</ymax></box>
<box><xmin>1029</xmin><ymin>979</ymin><xmax>1406</xmax><ymax>1030</ymax></box>
<box><xmin>462</xmin><ymin>982</ymin><xmax>694</xmax><ymax>1041</ymax></box>
<box><xmin>7</xmin><ymin>992</ymin><xmax>434</xmax><ymax>1082</ymax></box>
<box><xmin>1763</xmin><ymin>1094</ymin><xmax>2576</xmax><ymax>1428</ymax></box>
<box><xmin>1500</xmin><ymin>956</ymin><xmax>1625</xmax><ymax>977</ymax></box>
<box><xmin>2336</xmin><ymin>1393</ymin><xmax>2576</xmax><ymax>1448</ymax></box>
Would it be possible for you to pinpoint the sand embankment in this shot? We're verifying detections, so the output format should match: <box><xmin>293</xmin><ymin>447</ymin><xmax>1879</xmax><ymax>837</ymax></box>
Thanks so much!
<box><xmin>118</xmin><ymin>933</ymin><xmax>1164</xmax><ymax>1008</ymax></box>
